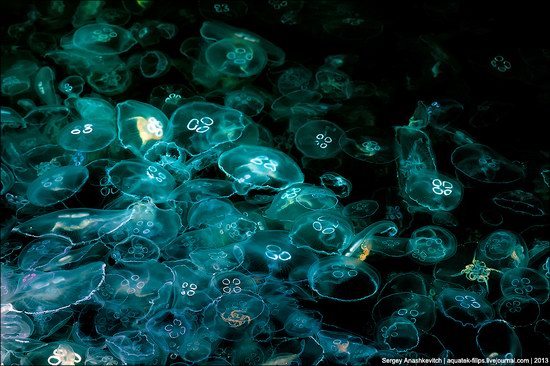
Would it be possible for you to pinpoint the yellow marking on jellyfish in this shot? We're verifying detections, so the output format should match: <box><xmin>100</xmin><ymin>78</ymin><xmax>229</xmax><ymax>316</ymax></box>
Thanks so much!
<box><xmin>359</xmin><ymin>245</ymin><xmax>371</xmax><ymax>261</ymax></box>
<box><xmin>336</xmin><ymin>342</ymin><xmax>349</xmax><ymax>353</ymax></box>
<box><xmin>134</xmin><ymin>116</ymin><xmax>163</xmax><ymax>145</ymax></box>
<box><xmin>510</xmin><ymin>250</ymin><xmax>520</xmax><ymax>262</ymax></box>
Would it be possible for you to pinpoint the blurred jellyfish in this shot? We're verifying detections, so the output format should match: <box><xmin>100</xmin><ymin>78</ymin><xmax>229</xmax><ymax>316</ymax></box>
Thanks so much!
<box><xmin>492</xmin><ymin>189</ymin><xmax>546</xmax><ymax>217</ymax></box>
<box><xmin>308</xmin><ymin>256</ymin><xmax>380</xmax><ymax>301</ymax></box>
<box><xmin>476</xmin><ymin>320</ymin><xmax>522</xmax><ymax>360</ymax></box>
<box><xmin>339</xmin><ymin>127</ymin><xmax>397</xmax><ymax>164</ymax></box>
<box><xmin>224</xmin><ymin>87</ymin><xmax>265</xmax><ymax>116</ymax></box>
<box><xmin>139</xmin><ymin>50</ymin><xmax>171</xmax><ymax>78</ymax></box>
<box><xmin>295</xmin><ymin>120</ymin><xmax>344</xmax><ymax>159</ymax></box>
<box><xmin>277</xmin><ymin>65</ymin><xmax>314</xmax><ymax>95</ymax></box>
<box><xmin>34</xmin><ymin>66</ymin><xmax>61</xmax><ymax>105</ymax></box>
<box><xmin>319</xmin><ymin>172</ymin><xmax>352</xmax><ymax>198</ymax></box>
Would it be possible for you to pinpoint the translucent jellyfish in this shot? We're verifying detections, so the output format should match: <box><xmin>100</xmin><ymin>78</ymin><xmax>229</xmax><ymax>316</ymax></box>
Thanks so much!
<box><xmin>169</xmin><ymin>179</ymin><xmax>235</xmax><ymax>204</ymax></box>
<box><xmin>492</xmin><ymin>189</ymin><xmax>546</xmax><ymax>217</ymax></box>
<box><xmin>317</xmin><ymin>330</ymin><xmax>377</xmax><ymax>365</ymax></box>
<box><xmin>230</xmin><ymin>340</ymin><xmax>267</xmax><ymax>366</ymax></box>
<box><xmin>145</xmin><ymin>308</ymin><xmax>192</xmax><ymax>355</ymax></box>
<box><xmin>239</xmin><ymin>230</ymin><xmax>318</xmax><ymax>280</ymax></box>
<box><xmin>404</xmin><ymin>169</ymin><xmax>463</xmax><ymax>211</ymax></box>
<box><xmin>345</xmin><ymin>220</ymin><xmax>410</xmax><ymax>259</ymax></box>
<box><xmin>111</xmin><ymin>236</ymin><xmax>160</xmax><ymax>263</ymax></box>
<box><xmin>283</xmin><ymin>309</ymin><xmax>323</xmax><ymax>337</ymax></box>
<box><xmin>170</xmin><ymin>101</ymin><xmax>247</xmax><ymax>156</ymax></box>
<box><xmin>26</xmin><ymin>165</ymin><xmax>89</xmax><ymax>207</ymax></box>
<box><xmin>277</xmin><ymin>65</ymin><xmax>313</xmax><ymax>95</ymax></box>
<box><xmin>395</xmin><ymin>126</ymin><xmax>437</xmax><ymax>187</ymax></box>
<box><xmin>202</xmin><ymin>292</ymin><xmax>269</xmax><ymax>341</ymax></box>
<box><xmin>189</xmin><ymin>244</ymin><xmax>245</xmax><ymax>274</ymax></box>
<box><xmin>264</xmin><ymin>183</ymin><xmax>339</xmax><ymax>225</ymax></box>
<box><xmin>107</xmin><ymin>160</ymin><xmax>175</xmax><ymax>202</ymax></box>
<box><xmin>218</xmin><ymin>144</ymin><xmax>304</xmax><ymax>194</ymax></box>
<box><xmin>408</xmin><ymin>225</ymin><xmax>457</xmax><ymax>265</ymax></box>
<box><xmin>187</xmin><ymin>198</ymin><xmax>240</xmax><ymax>229</ymax></box>
<box><xmin>343</xmin><ymin>200</ymin><xmax>379</xmax><ymax>219</ymax></box>
<box><xmin>1</xmin><ymin>53</ymin><xmax>39</xmax><ymax>96</ymax></box>
<box><xmin>106</xmin><ymin>330</ymin><xmax>164</xmax><ymax>365</ymax></box>
<box><xmin>116</xmin><ymin>100</ymin><xmax>171</xmax><ymax>157</ymax></box>
<box><xmin>200</xmin><ymin>21</ymin><xmax>285</xmax><ymax>67</ymax></box>
<box><xmin>20</xmin><ymin>342</ymin><xmax>87</xmax><ymax>366</ymax></box>
<box><xmin>289</xmin><ymin>210</ymin><xmax>355</xmax><ymax>255</ymax></box>
<box><xmin>451</xmin><ymin>143</ymin><xmax>525</xmax><ymax>184</ymax></box>
<box><xmin>476</xmin><ymin>320</ymin><xmax>522</xmax><ymax>359</ymax></box>
<box><xmin>315</xmin><ymin>67</ymin><xmax>353</xmax><ymax>100</ymax></box>
<box><xmin>224</xmin><ymin>87</ymin><xmax>265</xmax><ymax>116</ymax></box>
<box><xmin>34</xmin><ymin>66</ymin><xmax>60</xmax><ymax>105</ymax></box>
<box><xmin>500</xmin><ymin>267</ymin><xmax>549</xmax><ymax>304</ymax></box>
<box><xmin>1</xmin><ymin>163</ymin><xmax>15</xmax><ymax>195</ymax></box>
<box><xmin>294</xmin><ymin>120</ymin><xmax>344</xmax><ymax>159</ymax></box>
<box><xmin>436</xmin><ymin>288</ymin><xmax>494</xmax><ymax>327</ymax></box>
<box><xmin>58</xmin><ymin>75</ymin><xmax>85</xmax><ymax>97</ymax></box>
<box><xmin>375</xmin><ymin>316</ymin><xmax>420</xmax><ymax>352</ymax></box>
<box><xmin>496</xmin><ymin>295</ymin><xmax>540</xmax><ymax>327</ymax></box>
<box><xmin>270</xmin><ymin>89</ymin><xmax>324</xmax><ymax>120</ymax></box>
<box><xmin>198</xmin><ymin>0</ymin><xmax>249</xmax><ymax>20</ymax></box>
<box><xmin>74</xmin><ymin>97</ymin><xmax>116</xmax><ymax>122</ymax></box>
<box><xmin>432</xmin><ymin>211</ymin><xmax>459</xmax><ymax>227</ymax></box>
<box><xmin>475</xmin><ymin>230</ymin><xmax>529</xmax><ymax>269</ymax></box>
<box><xmin>139</xmin><ymin>50</ymin><xmax>171</xmax><ymax>78</ymax></box>
<box><xmin>71</xmin><ymin>23</ymin><xmax>137</xmax><ymax>55</ymax></box>
<box><xmin>10</xmin><ymin>262</ymin><xmax>106</xmax><ymax>314</ymax></box>
<box><xmin>308</xmin><ymin>256</ymin><xmax>380</xmax><ymax>301</ymax></box>
<box><xmin>1</xmin><ymin>308</ymin><xmax>34</xmax><ymax>340</ymax></box>
<box><xmin>86</xmin><ymin>61</ymin><xmax>132</xmax><ymax>96</ymax></box>
<box><xmin>57</xmin><ymin>119</ymin><xmax>116</xmax><ymax>152</ymax></box>
<box><xmin>319</xmin><ymin>172</ymin><xmax>352</xmax><ymax>198</ymax></box>
<box><xmin>372</xmin><ymin>292</ymin><xmax>436</xmax><ymax>332</ymax></box>
<box><xmin>205</xmin><ymin>37</ymin><xmax>267</xmax><ymax>77</ymax></box>
<box><xmin>210</xmin><ymin>270</ymin><xmax>257</xmax><ymax>296</ymax></box>
<box><xmin>144</xmin><ymin>141</ymin><xmax>188</xmax><ymax>180</ymax></box>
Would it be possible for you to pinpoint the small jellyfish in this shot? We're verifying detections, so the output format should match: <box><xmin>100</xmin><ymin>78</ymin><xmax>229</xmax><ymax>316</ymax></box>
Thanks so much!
<box><xmin>75</xmin><ymin>97</ymin><xmax>116</xmax><ymax>122</ymax></box>
<box><xmin>72</xmin><ymin>23</ymin><xmax>137</xmax><ymax>55</ymax></box>
<box><xmin>375</xmin><ymin>316</ymin><xmax>420</xmax><ymax>352</ymax></box>
<box><xmin>205</xmin><ymin>37</ymin><xmax>268</xmax><ymax>77</ymax></box>
<box><xmin>111</xmin><ymin>236</ymin><xmax>160</xmax><ymax>263</ymax></box>
<box><xmin>319</xmin><ymin>172</ymin><xmax>352</xmax><ymax>198</ymax></box>
<box><xmin>58</xmin><ymin>119</ymin><xmax>116</xmax><ymax>152</ymax></box>
<box><xmin>492</xmin><ymin>189</ymin><xmax>546</xmax><ymax>217</ymax></box>
<box><xmin>308</xmin><ymin>256</ymin><xmax>380</xmax><ymax>301</ymax></box>
<box><xmin>343</xmin><ymin>200</ymin><xmax>379</xmax><ymax>219</ymax></box>
<box><xmin>339</xmin><ymin>127</ymin><xmax>397</xmax><ymax>164</ymax></box>
<box><xmin>224</xmin><ymin>87</ymin><xmax>265</xmax><ymax>116</ymax></box>
<box><xmin>218</xmin><ymin>144</ymin><xmax>304</xmax><ymax>194</ymax></box>
<box><xmin>26</xmin><ymin>165</ymin><xmax>89</xmax><ymax>207</ymax></box>
<box><xmin>277</xmin><ymin>65</ymin><xmax>313</xmax><ymax>95</ymax></box>
<box><xmin>289</xmin><ymin>210</ymin><xmax>355</xmax><ymax>255</ymax></box>
<box><xmin>107</xmin><ymin>160</ymin><xmax>176</xmax><ymax>203</ymax></box>
<box><xmin>295</xmin><ymin>120</ymin><xmax>344</xmax><ymax>159</ymax></box>
<box><xmin>139</xmin><ymin>50</ymin><xmax>171</xmax><ymax>78</ymax></box>
<box><xmin>436</xmin><ymin>288</ymin><xmax>494</xmax><ymax>327</ymax></box>
<box><xmin>500</xmin><ymin>267</ymin><xmax>549</xmax><ymax>304</ymax></box>
<box><xmin>58</xmin><ymin>75</ymin><xmax>85</xmax><ymax>97</ymax></box>
<box><xmin>106</xmin><ymin>330</ymin><xmax>162</xmax><ymax>365</ymax></box>
<box><xmin>476</xmin><ymin>230</ymin><xmax>529</xmax><ymax>270</ymax></box>
<box><xmin>315</xmin><ymin>67</ymin><xmax>353</xmax><ymax>100</ymax></box>
<box><xmin>404</xmin><ymin>169</ymin><xmax>463</xmax><ymax>211</ymax></box>
<box><xmin>372</xmin><ymin>292</ymin><xmax>436</xmax><ymax>332</ymax></box>
<box><xmin>408</xmin><ymin>225</ymin><xmax>457</xmax><ymax>265</ymax></box>
<box><xmin>34</xmin><ymin>66</ymin><xmax>61</xmax><ymax>105</ymax></box>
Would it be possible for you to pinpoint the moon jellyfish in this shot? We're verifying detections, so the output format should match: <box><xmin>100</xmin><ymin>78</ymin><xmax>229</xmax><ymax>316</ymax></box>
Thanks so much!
<box><xmin>496</xmin><ymin>295</ymin><xmax>540</xmax><ymax>327</ymax></box>
<box><xmin>139</xmin><ymin>50</ymin><xmax>171</xmax><ymax>78</ymax></box>
<box><xmin>116</xmin><ymin>100</ymin><xmax>171</xmax><ymax>157</ymax></box>
<box><xmin>75</xmin><ymin>97</ymin><xmax>116</xmax><ymax>122</ymax></box>
<box><xmin>20</xmin><ymin>342</ymin><xmax>87</xmax><ymax>366</ymax></box>
<box><xmin>276</xmin><ymin>65</ymin><xmax>314</xmax><ymax>95</ymax></box>
<box><xmin>315</xmin><ymin>67</ymin><xmax>353</xmax><ymax>100</ymax></box>
<box><xmin>204</xmin><ymin>37</ymin><xmax>268</xmax><ymax>77</ymax></box>
<box><xmin>308</xmin><ymin>256</ymin><xmax>380</xmax><ymax>301</ymax></box>
<box><xmin>375</xmin><ymin>316</ymin><xmax>420</xmax><ymax>352</ymax></box>
<box><xmin>170</xmin><ymin>101</ymin><xmax>246</xmax><ymax>156</ymax></box>
<box><xmin>26</xmin><ymin>165</ymin><xmax>89</xmax><ymax>207</ymax></box>
<box><xmin>492</xmin><ymin>189</ymin><xmax>546</xmax><ymax>217</ymax></box>
<box><xmin>372</xmin><ymin>292</ymin><xmax>436</xmax><ymax>332</ymax></box>
<box><xmin>224</xmin><ymin>87</ymin><xmax>265</xmax><ymax>116</ymax></box>
<box><xmin>111</xmin><ymin>236</ymin><xmax>160</xmax><ymax>263</ymax></box>
<box><xmin>404</xmin><ymin>170</ymin><xmax>463</xmax><ymax>211</ymax></box>
<box><xmin>475</xmin><ymin>230</ymin><xmax>529</xmax><ymax>269</ymax></box>
<box><xmin>345</xmin><ymin>220</ymin><xmax>410</xmax><ymax>259</ymax></box>
<box><xmin>1</xmin><ymin>309</ymin><xmax>34</xmax><ymax>339</ymax></box>
<box><xmin>408</xmin><ymin>225</ymin><xmax>457</xmax><ymax>265</ymax></box>
<box><xmin>294</xmin><ymin>120</ymin><xmax>344</xmax><ymax>159</ymax></box>
<box><xmin>107</xmin><ymin>160</ymin><xmax>175</xmax><ymax>202</ymax></box>
<box><xmin>451</xmin><ymin>143</ymin><xmax>525</xmax><ymax>185</ymax></box>
<box><xmin>106</xmin><ymin>330</ymin><xmax>163</xmax><ymax>365</ymax></box>
<box><xmin>395</xmin><ymin>126</ymin><xmax>437</xmax><ymax>191</ymax></box>
<box><xmin>432</xmin><ymin>211</ymin><xmax>459</xmax><ymax>227</ymax></box>
<box><xmin>34</xmin><ymin>66</ymin><xmax>61</xmax><ymax>105</ymax></box>
<box><xmin>436</xmin><ymin>288</ymin><xmax>494</xmax><ymax>327</ymax></box>
<box><xmin>189</xmin><ymin>244</ymin><xmax>245</xmax><ymax>274</ymax></box>
<box><xmin>218</xmin><ymin>144</ymin><xmax>304</xmax><ymax>194</ymax></box>
<box><xmin>319</xmin><ymin>172</ymin><xmax>352</xmax><ymax>198</ymax></box>
<box><xmin>71</xmin><ymin>23</ymin><xmax>137</xmax><ymax>55</ymax></box>
<box><xmin>317</xmin><ymin>330</ymin><xmax>377</xmax><ymax>365</ymax></box>
<box><xmin>58</xmin><ymin>119</ymin><xmax>116</xmax><ymax>152</ymax></box>
<box><xmin>500</xmin><ymin>267</ymin><xmax>549</xmax><ymax>304</ymax></box>
<box><xmin>145</xmin><ymin>309</ymin><xmax>192</xmax><ymax>355</ymax></box>
<box><xmin>476</xmin><ymin>320</ymin><xmax>522</xmax><ymax>360</ymax></box>
<box><xmin>343</xmin><ymin>200</ymin><xmax>379</xmax><ymax>219</ymax></box>
<box><xmin>289</xmin><ymin>210</ymin><xmax>354</xmax><ymax>255</ymax></box>
<box><xmin>10</xmin><ymin>262</ymin><xmax>106</xmax><ymax>314</ymax></box>
<box><xmin>283</xmin><ymin>309</ymin><xmax>323</xmax><ymax>337</ymax></box>
<box><xmin>17</xmin><ymin>235</ymin><xmax>89</xmax><ymax>271</ymax></box>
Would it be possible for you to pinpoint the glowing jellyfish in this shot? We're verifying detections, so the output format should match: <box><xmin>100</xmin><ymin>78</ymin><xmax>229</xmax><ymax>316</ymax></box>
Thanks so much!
<box><xmin>107</xmin><ymin>160</ymin><xmax>175</xmax><ymax>203</ymax></box>
<box><xmin>283</xmin><ymin>309</ymin><xmax>323</xmax><ymax>337</ymax></box>
<box><xmin>189</xmin><ymin>244</ymin><xmax>245</xmax><ymax>274</ymax></box>
<box><xmin>343</xmin><ymin>200</ymin><xmax>379</xmax><ymax>219</ymax></box>
<box><xmin>496</xmin><ymin>295</ymin><xmax>540</xmax><ymax>327</ymax></box>
<box><xmin>265</xmin><ymin>183</ymin><xmax>339</xmax><ymax>225</ymax></box>
<box><xmin>1</xmin><ymin>309</ymin><xmax>34</xmax><ymax>339</ymax></box>
<box><xmin>345</xmin><ymin>220</ymin><xmax>410</xmax><ymax>259</ymax></box>
<box><xmin>26</xmin><ymin>165</ymin><xmax>89</xmax><ymax>207</ymax></box>
<box><xmin>58</xmin><ymin>119</ymin><xmax>116</xmax><ymax>152</ymax></box>
<box><xmin>20</xmin><ymin>342</ymin><xmax>87</xmax><ymax>366</ymax></box>
<box><xmin>270</xmin><ymin>89</ymin><xmax>324</xmax><ymax>120</ymax></box>
<box><xmin>144</xmin><ymin>141</ymin><xmax>188</xmax><ymax>178</ymax></box>
<box><xmin>18</xmin><ymin>235</ymin><xmax>83</xmax><ymax>271</ymax></box>
<box><xmin>111</xmin><ymin>236</ymin><xmax>160</xmax><ymax>263</ymax></box>
<box><xmin>289</xmin><ymin>210</ymin><xmax>355</xmax><ymax>255</ymax></box>
<box><xmin>451</xmin><ymin>143</ymin><xmax>525</xmax><ymax>184</ymax></box>
<box><xmin>492</xmin><ymin>189</ymin><xmax>546</xmax><ymax>217</ymax></box>
<box><xmin>204</xmin><ymin>37</ymin><xmax>267</xmax><ymax>77</ymax></box>
<box><xmin>372</xmin><ymin>292</ymin><xmax>436</xmax><ymax>332</ymax></box>
<box><xmin>319</xmin><ymin>172</ymin><xmax>352</xmax><ymax>198</ymax></box>
<box><xmin>408</xmin><ymin>225</ymin><xmax>457</xmax><ymax>265</ymax></box>
<box><xmin>317</xmin><ymin>330</ymin><xmax>377</xmax><ymax>365</ymax></box>
<box><xmin>106</xmin><ymin>330</ymin><xmax>163</xmax><ymax>365</ymax></box>
<box><xmin>1</xmin><ymin>54</ymin><xmax>38</xmax><ymax>96</ymax></box>
<box><xmin>500</xmin><ymin>267</ymin><xmax>549</xmax><ymax>304</ymax></box>
<box><xmin>395</xmin><ymin>126</ymin><xmax>437</xmax><ymax>188</ymax></box>
<box><xmin>58</xmin><ymin>75</ymin><xmax>85</xmax><ymax>97</ymax></box>
<box><xmin>1</xmin><ymin>163</ymin><xmax>15</xmax><ymax>195</ymax></box>
<box><xmin>277</xmin><ymin>65</ymin><xmax>313</xmax><ymax>95</ymax></box>
<box><xmin>116</xmin><ymin>100</ymin><xmax>171</xmax><ymax>157</ymax></box>
<box><xmin>75</xmin><ymin>97</ymin><xmax>116</xmax><ymax>122</ymax></box>
<box><xmin>375</xmin><ymin>316</ymin><xmax>420</xmax><ymax>352</ymax></box>
<box><xmin>315</xmin><ymin>67</ymin><xmax>353</xmax><ymax>100</ymax></box>
<box><xmin>139</xmin><ymin>50</ymin><xmax>171</xmax><ymax>78</ymax></box>
<box><xmin>404</xmin><ymin>170</ymin><xmax>463</xmax><ymax>211</ymax></box>
<box><xmin>34</xmin><ymin>66</ymin><xmax>60</xmax><ymax>105</ymax></box>
<box><xmin>475</xmin><ymin>230</ymin><xmax>529</xmax><ymax>269</ymax></box>
<box><xmin>145</xmin><ymin>309</ymin><xmax>192</xmax><ymax>355</ymax></box>
<box><xmin>432</xmin><ymin>211</ymin><xmax>459</xmax><ymax>227</ymax></box>
<box><xmin>218</xmin><ymin>144</ymin><xmax>304</xmax><ymax>194</ymax></box>
<box><xmin>210</xmin><ymin>270</ymin><xmax>257</xmax><ymax>296</ymax></box>
<box><xmin>169</xmin><ymin>178</ymin><xmax>235</xmax><ymax>204</ymax></box>
<box><xmin>170</xmin><ymin>101</ymin><xmax>246</xmax><ymax>156</ymax></box>
<box><xmin>224</xmin><ymin>87</ymin><xmax>265</xmax><ymax>116</ymax></box>
<box><xmin>308</xmin><ymin>256</ymin><xmax>380</xmax><ymax>301</ymax></box>
<box><xmin>436</xmin><ymin>288</ymin><xmax>494</xmax><ymax>327</ymax></box>
<box><xmin>476</xmin><ymin>320</ymin><xmax>522</xmax><ymax>359</ymax></box>
<box><xmin>72</xmin><ymin>23</ymin><xmax>137</xmax><ymax>55</ymax></box>
<box><xmin>295</xmin><ymin>120</ymin><xmax>344</xmax><ymax>159</ymax></box>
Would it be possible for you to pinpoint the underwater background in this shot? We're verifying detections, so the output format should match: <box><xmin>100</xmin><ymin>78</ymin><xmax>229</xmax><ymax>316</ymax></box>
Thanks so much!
<box><xmin>1</xmin><ymin>0</ymin><xmax>549</xmax><ymax>365</ymax></box>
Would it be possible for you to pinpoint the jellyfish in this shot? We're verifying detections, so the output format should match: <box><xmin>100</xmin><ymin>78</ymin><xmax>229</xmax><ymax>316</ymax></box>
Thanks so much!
<box><xmin>34</xmin><ymin>66</ymin><xmax>61</xmax><ymax>105</ymax></box>
<box><xmin>500</xmin><ymin>267</ymin><xmax>549</xmax><ymax>304</ymax></box>
<box><xmin>395</xmin><ymin>126</ymin><xmax>437</xmax><ymax>190</ymax></box>
<box><xmin>277</xmin><ymin>65</ymin><xmax>314</xmax><ymax>95</ymax></box>
<box><xmin>71</xmin><ymin>23</ymin><xmax>137</xmax><ymax>55</ymax></box>
<box><xmin>315</xmin><ymin>67</ymin><xmax>353</xmax><ymax>100</ymax></box>
<box><xmin>496</xmin><ymin>295</ymin><xmax>540</xmax><ymax>327</ymax></box>
<box><xmin>343</xmin><ymin>200</ymin><xmax>379</xmax><ymax>219</ymax></box>
<box><xmin>404</xmin><ymin>169</ymin><xmax>463</xmax><ymax>211</ymax></box>
<box><xmin>375</xmin><ymin>316</ymin><xmax>420</xmax><ymax>352</ymax></box>
<box><xmin>436</xmin><ymin>288</ymin><xmax>494</xmax><ymax>327</ymax></box>
<box><xmin>294</xmin><ymin>120</ymin><xmax>344</xmax><ymax>159</ymax></box>
<box><xmin>204</xmin><ymin>37</ymin><xmax>268</xmax><ymax>78</ymax></box>
<box><xmin>189</xmin><ymin>244</ymin><xmax>245</xmax><ymax>274</ymax></box>
<box><xmin>289</xmin><ymin>210</ymin><xmax>355</xmax><ymax>255</ymax></box>
<box><xmin>145</xmin><ymin>308</ymin><xmax>192</xmax><ymax>355</ymax></box>
<box><xmin>106</xmin><ymin>330</ymin><xmax>164</xmax><ymax>365</ymax></box>
<box><xmin>308</xmin><ymin>256</ymin><xmax>380</xmax><ymax>301</ymax></box>
<box><xmin>19</xmin><ymin>342</ymin><xmax>87</xmax><ymax>366</ymax></box>
<box><xmin>372</xmin><ymin>292</ymin><xmax>436</xmax><ymax>332</ymax></box>
<box><xmin>1</xmin><ymin>52</ymin><xmax>39</xmax><ymax>96</ymax></box>
<box><xmin>75</xmin><ymin>97</ymin><xmax>116</xmax><ymax>122</ymax></box>
<box><xmin>408</xmin><ymin>225</ymin><xmax>457</xmax><ymax>265</ymax></box>
<box><xmin>111</xmin><ymin>236</ymin><xmax>160</xmax><ymax>263</ymax></box>
<box><xmin>475</xmin><ymin>230</ymin><xmax>529</xmax><ymax>270</ymax></box>
<box><xmin>224</xmin><ymin>87</ymin><xmax>265</xmax><ymax>116</ymax></box>
<box><xmin>58</xmin><ymin>119</ymin><xmax>116</xmax><ymax>152</ymax></box>
<box><xmin>476</xmin><ymin>320</ymin><xmax>522</xmax><ymax>360</ymax></box>
<box><xmin>58</xmin><ymin>75</ymin><xmax>85</xmax><ymax>98</ymax></box>
<box><xmin>169</xmin><ymin>179</ymin><xmax>235</xmax><ymax>204</ymax></box>
<box><xmin>210</xmin><ymin>270</ymin><xmax>258</xmax><ymax>296</ymax></box>
<box><xmin>451</xmin><ymin>143</ymin><xmax>525</xmax><ymax>185</ymax></box>
<box><xmin>198</xmin><ymin>0</ymin><xmax>249</xmax><ymax>20</ymax></box>
<box><xmin>107</xmin><ymin>160</ymin><xmax>176</xmax><ymax>203</ymax></box>
<box><xmin>26</xmin><ymin>165</ymin><xmax>89</xmax><ymax>207</ymax></box>
<box><xmin>270</xmin><ymin>89</ymin><xmax>324</xmax><ymax>120</ymax></box>
<box><xmin>218</xmin><ymin>144</ymin><xmax>304</xmax><ymax>194</ymax></box>
<box><xmin>317</xmin><ymin>330</ymin><xmax>377</xmax><ymax>365</ymax></box>
<box><xmin>139</xmin><ymin>50</ymin><xmax>171</xmax><ymax>78</ymax></box>
<box><xmin>492</xmin><ymin>189</ymin><xmax>546</xmax><ymax>217</ymax></box>
<box><xmin>345</xmin><ymin>220</ymin><xmax>410</xmax><ymax>259</ymax></box>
